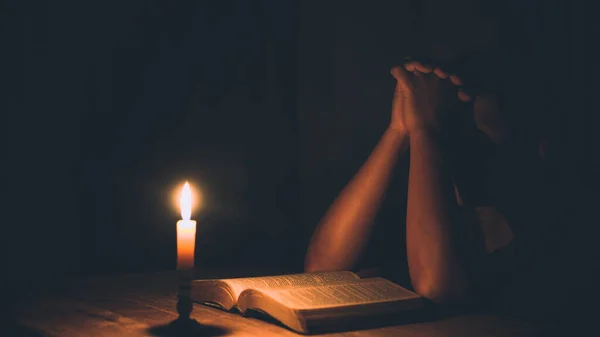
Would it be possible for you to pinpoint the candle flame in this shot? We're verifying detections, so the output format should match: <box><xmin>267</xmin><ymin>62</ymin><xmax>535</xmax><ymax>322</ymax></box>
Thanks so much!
<box><xmin>180</xmin><ymin>182</ymin><xmax>192</xmax><ymax>220</ymax></box>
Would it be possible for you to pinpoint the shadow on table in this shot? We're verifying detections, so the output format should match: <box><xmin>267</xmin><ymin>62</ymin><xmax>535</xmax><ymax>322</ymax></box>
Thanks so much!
<box><xmin>147</xmin><ymin>317</ymin><xmax>229</xmax><ymax>337</ymax></box>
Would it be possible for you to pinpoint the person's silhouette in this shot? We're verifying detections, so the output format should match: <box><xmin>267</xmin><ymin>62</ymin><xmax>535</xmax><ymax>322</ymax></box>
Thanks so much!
<box><xmin>305</xmin><ymin>50</ymin><xmax>563</xmax><ymax>321</ymax></box>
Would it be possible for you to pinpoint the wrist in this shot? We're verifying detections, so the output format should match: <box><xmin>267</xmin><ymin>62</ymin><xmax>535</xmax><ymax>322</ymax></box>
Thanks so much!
<box><xmin>385</xmin><ymin>126</ymin><xmax>408</xmax><ymax>142</ymax></box>
<box><xmin>384</xmin><ymin>127</ymin><xmax>410</xmax><ymax>152</ymax></box>
<box><xmin>409</xmin><ymin>128</ymin><xmax>452</xmax><ymax>150</ymax></box>
<box><xmin>408</xmin><ymin>124</ymin><xmax>449</xmax><ymax>139</ymax></box>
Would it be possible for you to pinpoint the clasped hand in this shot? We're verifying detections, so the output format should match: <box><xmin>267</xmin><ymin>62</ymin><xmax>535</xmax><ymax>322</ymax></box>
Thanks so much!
<box><xmin>389</xmin><ymin>59</ymin><xmax>472</xmax><ymax>135</ymax></box>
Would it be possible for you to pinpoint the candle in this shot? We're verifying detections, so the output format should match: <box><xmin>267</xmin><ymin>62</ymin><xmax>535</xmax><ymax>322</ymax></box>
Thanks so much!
<box><xmin>177</xmin><ymin>182</ymin><xmax>196</xmax><ymax>270</ymax></box>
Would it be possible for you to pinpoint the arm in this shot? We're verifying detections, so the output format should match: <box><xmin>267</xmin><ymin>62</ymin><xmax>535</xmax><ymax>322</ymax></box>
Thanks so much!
<box><xmin>393</xmin><ymin>62</ymin><xmax>471</xmax><ymax>303</ymax></box>
<box><xmin>406</xmin><ymin>130</ymin><xmax>468</xmax><ymax>303</ymax></box>
<box><xmin>304</xmin><ymin>127</ymin><xmax>408</xmax><ymax>272</ymax></box>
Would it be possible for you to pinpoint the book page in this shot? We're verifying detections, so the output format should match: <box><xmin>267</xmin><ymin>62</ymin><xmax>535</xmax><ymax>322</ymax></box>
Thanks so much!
<box><xmin>223</xmin><ymin>271</ymin><xmax>360</xmax><ymax>299</ymax></box>
<box><xmin>263</xmin><ymin>278</ymin><xmax>420</xmax><ymax>310</ymax></box>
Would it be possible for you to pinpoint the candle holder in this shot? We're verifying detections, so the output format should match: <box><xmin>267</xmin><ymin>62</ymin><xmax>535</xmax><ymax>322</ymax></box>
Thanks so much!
<box><xmin>177</xmin><ymin>269</ymin><xmax>194</xmax><ymax>320</ymax></box>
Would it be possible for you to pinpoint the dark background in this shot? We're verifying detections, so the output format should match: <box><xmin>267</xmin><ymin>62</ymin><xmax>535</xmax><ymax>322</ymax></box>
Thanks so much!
<box><xmin>7</xmin><ymin>0</ymin><xmax>593</xmax><ymax>287</ymax></box>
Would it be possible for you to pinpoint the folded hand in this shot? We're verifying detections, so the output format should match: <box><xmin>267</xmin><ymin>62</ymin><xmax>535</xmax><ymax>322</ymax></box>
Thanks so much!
<box><xmin>390</xmin><ymin>63</ymin><xmax>458</xmax><ymax>134</ymax></box>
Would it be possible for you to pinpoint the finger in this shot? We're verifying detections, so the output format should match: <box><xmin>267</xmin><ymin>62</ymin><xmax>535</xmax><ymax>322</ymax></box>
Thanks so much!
<box><xmin>433</xmin><ymin>68</ymin><xmax>448</xmax><ymax>79</ymax></box>
<box><xmin>449</xmin><ymin>75</ymin><xmax>463</xmax><ymax>86</ymax></box>
<box><xmin>390</xmin><ymin>66</ymin><xmax>413</xmax><ymax>93</ymax></box>
<box><xmin>404</xmin><ymin>61</ymin><xmax>433</xmax><ymax>73</ymax></box>
<box><xmin>457</xmin><ymin>89</ymin><xmax>473</xmax><ymax>102</ymax></box>
<box><xmin>392</xmin><ymin>83</ymin><xmax>405</xmax><ymax>105</ymax></box>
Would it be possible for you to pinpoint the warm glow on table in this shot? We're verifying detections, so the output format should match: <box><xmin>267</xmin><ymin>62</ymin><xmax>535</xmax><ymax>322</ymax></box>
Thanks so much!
<box><xmin>177</xmin><ymin>182</ymin><xmax>196</xmax><ymax>270</ymax></box>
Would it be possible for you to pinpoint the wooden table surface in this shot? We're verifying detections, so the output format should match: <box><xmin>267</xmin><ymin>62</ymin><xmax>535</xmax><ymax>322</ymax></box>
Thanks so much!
<box><xmin>9</xmin><ymin>270</ymin><xmax>546</xmax><ymax>337</ymax></box>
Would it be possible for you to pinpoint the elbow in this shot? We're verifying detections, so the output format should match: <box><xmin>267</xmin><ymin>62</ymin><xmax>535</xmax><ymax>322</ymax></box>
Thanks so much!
<box><xmin>304</xmin><ymin>237</ymin><xmax>357</xmax><ymax>273</ymax></box>
<box><xmin>411</xmin><ymin>277</ymin><xmax>469</xmax><ymax>304</ymax></box>
<box><xmin>304</xmin><ymin>255</ymin><xmax>332</xmax><ymax>273</ymax></box>
<box><xmin>303</xmin><ymin>251</ymin><xmax>320</xmax><ymax>273</ymax></box>
<box><xmin>413</xmin><ymin>282</ymin><xmax>454</xmax><ymax>304</ymax></box>
<box><xmin>304</xmin><ymin>262</ymin><xmax>323</xmax><ymax>273</ymax></box>
<box><xmin>304</xmin><ymin>240</ymin><xmax>339</xmax><ymax>273</ymax></box>
<box><xmin>304</xmin><ymin>251</ymin><xmax>346</xmax><ymax>273</ymax></box>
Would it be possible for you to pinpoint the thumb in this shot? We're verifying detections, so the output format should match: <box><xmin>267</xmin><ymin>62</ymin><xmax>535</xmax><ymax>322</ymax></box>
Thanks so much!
<box><xmin>390</xmin><ymin>66</ymin><xmax>413</xmax><ymax>94</ymax></box>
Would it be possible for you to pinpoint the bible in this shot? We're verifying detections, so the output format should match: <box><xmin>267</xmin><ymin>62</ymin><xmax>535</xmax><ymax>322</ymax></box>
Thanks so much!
<box><xmin>190</xmin><ymin>271</ymin><xmax>424</xmax><ymax>333</ymax></box>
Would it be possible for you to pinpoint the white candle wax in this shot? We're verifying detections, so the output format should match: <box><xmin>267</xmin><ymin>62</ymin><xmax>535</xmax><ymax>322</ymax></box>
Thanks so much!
<box><xmin>177</xmin><ymin>182</ymin><xmax>196</xmax><ymax>270</ymax></box>
<box><xmin>177</xmin><ymin>219</ymin><xmax>196</xmax><ymax>270</ymax></box>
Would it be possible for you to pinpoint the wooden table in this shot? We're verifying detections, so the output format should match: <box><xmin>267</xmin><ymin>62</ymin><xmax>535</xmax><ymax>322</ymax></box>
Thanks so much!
<box><xmin>9</xmin><ymin>270</ymin><xmax>546</xmax><ymax>337</ymax></box>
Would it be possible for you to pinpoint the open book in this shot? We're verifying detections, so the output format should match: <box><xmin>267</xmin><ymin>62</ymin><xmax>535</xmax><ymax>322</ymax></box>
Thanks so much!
<box><xmin>191</xmin><ymin>271</ymin><xmax>424</xmax><ymax>333</ymax></box>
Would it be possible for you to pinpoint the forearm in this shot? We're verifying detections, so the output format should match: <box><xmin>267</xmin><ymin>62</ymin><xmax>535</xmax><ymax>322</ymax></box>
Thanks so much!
<box><xmin>305</xmin><ymin>128</ymin><xmax>408</xmax><ymax>272</ymax></box>
<box><xmin>406</xmin><ymin>130</ymin><xmax>467</xmax><ymax>302</ymax></box>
